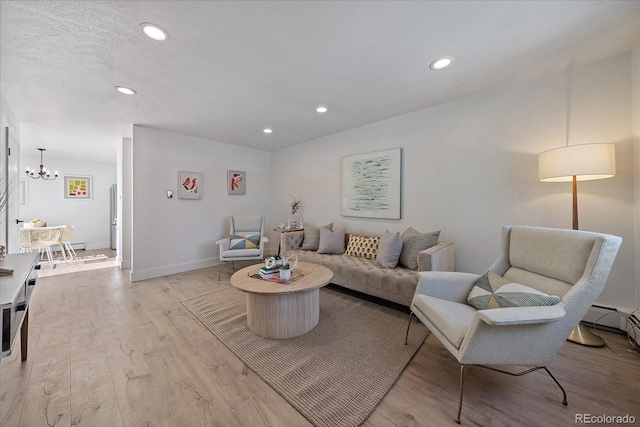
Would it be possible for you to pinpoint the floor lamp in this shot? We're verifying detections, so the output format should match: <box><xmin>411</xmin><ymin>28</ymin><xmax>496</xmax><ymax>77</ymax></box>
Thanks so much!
<box><xmin>538</xmin><ymin>142</ymin><xmax>616</xmax><ymax>347</ymax></box>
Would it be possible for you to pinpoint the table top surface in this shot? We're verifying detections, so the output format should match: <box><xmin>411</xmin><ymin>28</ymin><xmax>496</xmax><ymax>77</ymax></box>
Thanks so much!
<box><xmin>0</xmin><ymin>253</ymin><xmax>39</xmax><ymax>308</ymax></box>
<box><xmin>273</xmin><ymin>227</ymin><xmax>304</xmax><ymax>232</ymax></box>
<box><xmin>230</xmin><ymin>262</ymin><xmax>333</xmax><ymax>295</ymax></box>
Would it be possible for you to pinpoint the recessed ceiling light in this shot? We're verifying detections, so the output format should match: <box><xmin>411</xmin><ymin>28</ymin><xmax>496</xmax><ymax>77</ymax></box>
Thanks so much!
<box><xmin>115</xmin><ymin>86</ymin><xmax>137</xmax><ymax>95</ymax></box>
<box><xmin>430</xmin><ymin>56</ymin><xmax>454</xmax><ymax>70</ymax></box>
<box><xmin>263</xmin><ymin>128</ymin><xmax>273</xmax><ymax>134</ymax></box>
<box><xmin>316</xmin><ymin>106</ymin><xmax>328</xmax><ymax>113</ymax></box>
<box><xmin>140</xmin><ymin>22</ymin><xmax>169</xmax><ymax>41</ymax></box>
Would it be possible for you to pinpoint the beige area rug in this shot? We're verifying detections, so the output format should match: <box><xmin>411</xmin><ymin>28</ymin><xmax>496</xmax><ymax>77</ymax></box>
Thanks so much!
<box><xmin>37</xmin><ymin>253</ymin><xmax>117</xmax><ymax>277</ymax></box>
<box><xmin>182</xmin><ymin>287</ymin><xmax>428</xmax><ymax>427</ymax></box>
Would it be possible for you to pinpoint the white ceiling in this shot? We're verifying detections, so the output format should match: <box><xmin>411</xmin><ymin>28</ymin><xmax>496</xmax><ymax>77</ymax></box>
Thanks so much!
<box><xmin>1</xmin><ymin>1</ymin><xmax>639</xmax><ymax>162</ymax></box>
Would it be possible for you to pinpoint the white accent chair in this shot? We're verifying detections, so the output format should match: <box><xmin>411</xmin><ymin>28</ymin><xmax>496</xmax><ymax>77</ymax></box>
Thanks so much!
<box><xmin>215</xmin><ymin>215</ymin><xmax>269</xmax><ymax>280</ymax></box>
<box><xmin>405</xmin><ymin>226</ymin><xmax>622</xmax><ymax>424</ymax></box>
<box><xmin>19</xmin><ymin>228</ymin><xmax>63</xmax><ymax>268</ymax></box>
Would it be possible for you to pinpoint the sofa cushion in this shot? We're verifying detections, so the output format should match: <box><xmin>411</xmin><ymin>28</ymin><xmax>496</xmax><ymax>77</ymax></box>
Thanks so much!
<box><xmin>399</xmin><ymin>227</ymin><xmax>440</xmax><ymax>270</ymax></box>
<box><xmin>345</xmin><ymin>234</ymin><xmax>380</xmax><ymax>259</ymax></box>
<box><xmin>467</xmin><ymin>272</ymin><xmax>561</xmax><ymax>310</ymax></box>
<box><xmin>301</xmin><ymin>223</ymin><xmax>333</xmax><ymax>251</ymax></box>
<box><xmin>376</xmin><ymin>230</ymin><xmax>403</xmax><ymax>268</ymax></box>
<box><xmin>318</xmin><ymin>227</ymin><xmax>346</xmax><ymax>254</ymax></box>
<box><xmin>229</xmin><ymin>232</ymin><xmax>260</xmax><ymax>250</ymax></box>
<box><xmin>288</xmin><ymin>249</ymin><xmax>419</xmax><ymax>306</ymax></box>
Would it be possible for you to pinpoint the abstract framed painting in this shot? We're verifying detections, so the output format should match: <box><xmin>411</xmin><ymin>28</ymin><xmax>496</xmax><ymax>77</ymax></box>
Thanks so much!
<box><xmin>178</xmin><ymin>171</ymin><xmax>203</xmax><ymax>199</ymax></box>
<box><xmin>64</xmin><ymin>175</ymin><xmax>92</xmax><ymax>200</ymax></box>
<box><xmin>342</xmin><ymin>148</ymin><xmax>402</xmax><ymax>219</ymax></box>
<box><xmin>228</xmin><ymin>170</ymin><xmax>246</xmax><ymax>195</ymax></box>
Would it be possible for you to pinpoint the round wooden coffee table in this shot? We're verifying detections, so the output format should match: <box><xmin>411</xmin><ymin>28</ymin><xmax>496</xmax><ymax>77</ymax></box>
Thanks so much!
<box><xmin>230</xmin><ymin>262</ymin><xmax>333</xmax><ymax>339</ymax></box>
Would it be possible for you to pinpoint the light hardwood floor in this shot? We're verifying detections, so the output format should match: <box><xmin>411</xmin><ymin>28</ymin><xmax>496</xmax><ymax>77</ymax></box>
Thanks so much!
<box><xmin>1</xmin><ymin>262</ymin><xmax>639</xmax><ymax>426</ymax></box>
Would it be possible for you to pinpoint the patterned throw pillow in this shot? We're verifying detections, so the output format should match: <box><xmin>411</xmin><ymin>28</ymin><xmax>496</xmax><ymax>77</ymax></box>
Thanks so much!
<box><xmin>398</xmin><ymin>227</ymin><xmax>440</xmax><ymax>270</ymax></box>
<box><xmin>301</xmin><ymin>223</ymin><xmax>333</xmax><ymax>251</ymax></box>
<box><xmin>229</xmin><ymin>232</ymin><xmax>261</xmax><ymax>250</ymax></box>
<box><xmin>345</xmin><ymin>234</ymin><xmax>380</xmax><ymax>260</ymax></box>
<box><xmin>467</xmin><ymin>271</ymin><xmax>561</xmax><ymax>310</ymax></box>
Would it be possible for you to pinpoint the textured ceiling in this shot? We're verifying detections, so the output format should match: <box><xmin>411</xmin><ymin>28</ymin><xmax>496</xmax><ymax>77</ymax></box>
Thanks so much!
<box><xmin>1</xmin><ymin>1</ymin><xmax>639</xmax><ymax>162</ymax></box>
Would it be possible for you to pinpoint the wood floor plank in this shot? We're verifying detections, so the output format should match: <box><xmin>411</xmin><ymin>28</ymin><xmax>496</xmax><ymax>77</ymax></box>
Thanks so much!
<box><xmin>1</xmin><ymin>258</ymin><xmax>638</xmax><ymax>427</ymax></box>
<box><xmin>19</xmin><ymin>293</ymin><xmax>71</xmax><ymax>427</ymax></box>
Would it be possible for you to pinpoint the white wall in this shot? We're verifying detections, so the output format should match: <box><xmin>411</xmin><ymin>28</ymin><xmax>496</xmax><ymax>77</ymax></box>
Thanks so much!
<box><xmin>130</xmin><ymin>125</ymin><xmax>271</xmax><ymax>282</ymax></box>
<box><xmin>633</xmin><ymin>43</ymin><xmax>640</xmax><ymax>313</ymax></box>
<box><xmin>0</xmin><ymin>93</ymin><xmax>20</xmax><ymax>251</ymax></box>
<box><xmin>117</xmin><ymin>137</ymin><xmax>132</xmax><ymax>269</ymax></box>
<box><xmin>271</xmin><ymin>53</ymin><xmax>637</xmax><ymax>313</ymax></box>
<box><xmin>19</xmin><ymin>154</ymin><xmax>116</xmax><ymax>249</ymax></box>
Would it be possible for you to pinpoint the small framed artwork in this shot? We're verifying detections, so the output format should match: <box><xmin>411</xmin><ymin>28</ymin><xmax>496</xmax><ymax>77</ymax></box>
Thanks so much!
<box><xmin>228</xmin><ymin>170</ymin><xmax>246</xmax><ymax>195</ymax></box>
<box><xmin>64</xmin><ymin>175</ymin><xmax>92</xmax><ymax>200</ymax></box>
<box><xmin>178</xmin><ymin>171</ymin><xmax>203</xmax><ymax>199</ymax></box>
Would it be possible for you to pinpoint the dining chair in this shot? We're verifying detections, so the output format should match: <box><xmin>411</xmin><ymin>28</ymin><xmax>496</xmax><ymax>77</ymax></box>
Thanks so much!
<box><xmin>19</xmin><ymin>228</ymin><xmax>63</xmax><ymax>268</ymax></box>
<box><xmin>57</xmin><ymin>226</ymin><xmax>76</xmax><ymax>262</ymax></box>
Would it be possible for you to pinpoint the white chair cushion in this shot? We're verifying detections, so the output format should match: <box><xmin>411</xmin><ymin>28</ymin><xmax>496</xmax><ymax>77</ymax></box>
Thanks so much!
<box><xmin>412</xmin><ymin>294</ymin><xmax>476</xmax><ymax>349</ymax></box>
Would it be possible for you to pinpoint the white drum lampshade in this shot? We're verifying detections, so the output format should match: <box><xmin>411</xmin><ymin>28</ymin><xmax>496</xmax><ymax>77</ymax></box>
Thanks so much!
<box><xmin>538</xmin><ymin>143</ymin><xmax>616</xmax><ymax>182</ymax></box>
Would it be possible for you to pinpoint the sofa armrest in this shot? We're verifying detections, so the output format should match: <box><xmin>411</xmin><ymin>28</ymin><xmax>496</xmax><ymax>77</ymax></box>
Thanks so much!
<box><xmin>281</xmin><ymin>230</ymin><xmax>304</xmax><ymax>253</ymax></box>
<box><xmin>418</xmin><ymin>241</ymin><xmax>455</xmax><ymax>272</ymax></box>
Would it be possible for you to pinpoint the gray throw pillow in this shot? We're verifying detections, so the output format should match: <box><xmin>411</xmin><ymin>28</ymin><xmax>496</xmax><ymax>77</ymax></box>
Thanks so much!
<box><xmin>376</xmin><ymin>230</ymin><xmax>403</xmax><ymax>268</ymax></box>
<box><xmin>301</xmin><ymin>223</ymin><xmax>333</xmax><ymax>251</ymax></box>
<box><xmin>317</xmin><ymin>227</ymin><xmax>346</xmax><ymax>254</ymax></box>
<box><xmin>398</xmin><ymin>227</ymin><xmax>440</xmax><ymax>270</ymax></box>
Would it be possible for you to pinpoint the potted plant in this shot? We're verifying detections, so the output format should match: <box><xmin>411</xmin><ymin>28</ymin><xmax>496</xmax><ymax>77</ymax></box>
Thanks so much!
<box><xmin>288</xmin><ymin>194</ymin><xmax>301</xmax><ymax>229</ymax></box>
<box><xmin>280</xmin><ymin>263</ymin><xmax>291</xmax><ymax>281</ymax></box>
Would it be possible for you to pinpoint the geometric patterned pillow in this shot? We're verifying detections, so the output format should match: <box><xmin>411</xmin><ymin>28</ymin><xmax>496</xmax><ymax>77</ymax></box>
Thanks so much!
<box><xmin>467</xmin><ymin>271</ymin><xmax>561</xmax><ymax>310</ymax></box>
<box><xmin>345</xmin><ymin>234</ymin><xmax>380</xmax><ymax>260</ymax></box>
<box><xmin>398</xmin><ymin>227</ymin><xmax>440</xmax><ymax>270</ymax></box>
<box><xmin>229</xmin><ymin>232</ymin><xmax>261</xmax><ymax>250</ymax></box>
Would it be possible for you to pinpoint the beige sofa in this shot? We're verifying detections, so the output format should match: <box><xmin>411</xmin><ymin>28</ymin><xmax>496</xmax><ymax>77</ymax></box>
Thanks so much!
<box><xmin>281</xmin><ymin>230</ymin><xmax>455</xmax><ymax>306</ymax></box>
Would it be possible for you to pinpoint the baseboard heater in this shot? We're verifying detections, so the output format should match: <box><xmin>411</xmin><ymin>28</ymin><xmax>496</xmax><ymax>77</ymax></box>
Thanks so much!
<box><xmin>583</xmin><ymin>305</ymin><xmax>630</xmax><ymax>335</ymax></box>
<box><xmin>68</xmin><ymin>242</ymin><xmax>86</xmax><ymax>251</ymax></box>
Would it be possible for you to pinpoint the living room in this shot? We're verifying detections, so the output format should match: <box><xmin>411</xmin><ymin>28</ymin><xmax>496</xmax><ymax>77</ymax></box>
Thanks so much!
<box><xmin>1</xmin><ymin>1</ymin><xmax>639</xmax><ymax>426</ymax></box>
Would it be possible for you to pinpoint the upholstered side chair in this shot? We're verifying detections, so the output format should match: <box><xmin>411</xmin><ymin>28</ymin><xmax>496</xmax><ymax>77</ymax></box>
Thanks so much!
<box><xmin>216</xmin><ymin>215</ymin><xmax>269</xmax><ymax>280</ymax></box>
<box><xmin>405</xmin><ymin>226</ymin><xmax>622</xmax><ymax>424</ymax></box>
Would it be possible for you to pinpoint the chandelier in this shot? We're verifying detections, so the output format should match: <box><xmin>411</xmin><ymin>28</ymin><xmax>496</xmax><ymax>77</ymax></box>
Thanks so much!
<box><xmin>25</xmin><ymin>148</ymin><xmax>58</xmax><ymax>180</ymax></box>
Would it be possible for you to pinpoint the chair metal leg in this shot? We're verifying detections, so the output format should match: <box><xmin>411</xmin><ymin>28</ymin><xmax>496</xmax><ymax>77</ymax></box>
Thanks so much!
<box><xmin>65</xmin><ymin>241</ymin><xmax>76</xmax><ymax>258</ymax></box>
<box><xmin>542</xmin><ymin>367</ymin><xmax>568</xmax><ymax>405</ymax></box>
<box><xmin>455</xmin><ymin>365</ymin><xmax>467</xmax><ymax>424</ymax></box>
<box><xmin>218</xmin><ymin>262</ymin><xmax>223</xmax><ymax>281</ymax></box>
<box><xmin>404</xmin><ymin>312</ymin><xmax>414</xmax><ymax>345</ymax></box>
<box><xmin>58</xmin><ymin>243</ymin><xmax>68</xmax><ymax>263</ymax></box>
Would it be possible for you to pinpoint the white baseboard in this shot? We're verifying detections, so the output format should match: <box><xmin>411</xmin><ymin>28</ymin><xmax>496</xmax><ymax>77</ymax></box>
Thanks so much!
<box><xmin>117</xmin><ymin>259</ymin><xmax>131</xmax><ymax>270</ymax></box>
<box><xmin>130</xmin><ymin>257</ymin><xmax>218</xmax><ymax>282</ymax></box>
<box><xmin>583</xmin><ymin>305</ymin><xmax>625</xmax><ymax>331</ymax></box>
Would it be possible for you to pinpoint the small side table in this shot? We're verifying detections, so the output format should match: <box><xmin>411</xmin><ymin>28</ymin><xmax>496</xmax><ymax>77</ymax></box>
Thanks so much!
<box><xmin>273</xmin><ymin>227</ymin><xmax>304</xmax><ymax>256</ymax></box>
